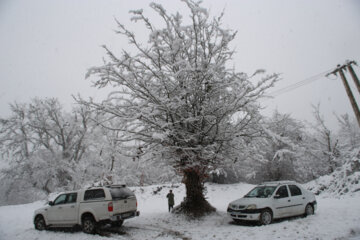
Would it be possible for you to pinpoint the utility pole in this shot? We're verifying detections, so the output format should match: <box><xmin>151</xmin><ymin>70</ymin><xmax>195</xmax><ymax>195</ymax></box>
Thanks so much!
<box><xmin>328</xmin><ymin>61</ymin><xmax>360</xmax><ymax>128</ymax></box>
<box><xmin>346</xmin><ymin>61</ymin><xmax>360</xmax><ymax>94</ymax></box>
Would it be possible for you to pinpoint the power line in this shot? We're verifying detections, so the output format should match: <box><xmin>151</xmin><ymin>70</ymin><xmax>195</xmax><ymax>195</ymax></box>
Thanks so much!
<box><xmin>267</xmin><ymin>68</ymin><xmax>335</xmax><ymax>97</ymax></box>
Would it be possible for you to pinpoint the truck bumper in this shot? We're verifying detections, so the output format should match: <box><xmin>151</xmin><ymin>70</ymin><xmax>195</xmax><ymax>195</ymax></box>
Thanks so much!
<box><xmin>110</xmin><ymin>211</ymin><xmax>140</xmax><ymax>221</ymax></box>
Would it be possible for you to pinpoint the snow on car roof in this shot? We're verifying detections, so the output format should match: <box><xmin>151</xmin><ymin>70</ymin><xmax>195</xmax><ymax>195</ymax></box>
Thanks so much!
<box><xmin>260</xmin><ymin>181</ymin><xmax>297</xmax><ymax>186</ymax></box>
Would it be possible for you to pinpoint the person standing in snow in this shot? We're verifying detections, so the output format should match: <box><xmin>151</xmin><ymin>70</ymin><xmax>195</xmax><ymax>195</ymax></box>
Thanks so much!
<box><xmin>166</xmin><ymin>190</ymin><xmax>175</xmax><ymax>212</ymax></box>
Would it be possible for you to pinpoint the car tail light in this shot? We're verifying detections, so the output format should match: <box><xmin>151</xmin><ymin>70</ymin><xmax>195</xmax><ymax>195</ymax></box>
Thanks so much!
<box><xmin>108</xmin><ymin>202</ymin><xmax>113</xmax><ymax>212</ymax></box>
<box><xmin>136</xmin><ymin>201</ymin><xmax>138</xmax><ymax>207</ymax></box>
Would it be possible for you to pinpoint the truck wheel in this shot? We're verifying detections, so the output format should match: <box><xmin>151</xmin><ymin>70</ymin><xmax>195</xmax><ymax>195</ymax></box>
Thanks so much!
<box><xmin>34</xmin><ymin>215</ymin><xmax>46</xmax><ymax>231</ymax></box>
<box><xmin>82</xmin><ymin>216</ymin><xmax>96</xmax><ymax>234</ymax></box>
<box><xmin>111</xmin><ymin>220</ymin><xmax>124</xmax><ymax>227</ymax></box>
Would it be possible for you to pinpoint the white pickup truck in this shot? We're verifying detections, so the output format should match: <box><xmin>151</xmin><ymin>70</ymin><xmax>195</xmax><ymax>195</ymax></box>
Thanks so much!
<box><xmin>34</xmin><ymin>185</ymin><xmax>139</xmax><ymax>234</ymax></box>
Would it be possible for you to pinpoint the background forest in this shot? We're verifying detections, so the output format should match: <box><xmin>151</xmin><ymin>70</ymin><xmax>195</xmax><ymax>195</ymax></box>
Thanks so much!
<box><xmin>0</xmin><ymin>97</ymin><xmax>359</xmax><ymax>205</ymax></box>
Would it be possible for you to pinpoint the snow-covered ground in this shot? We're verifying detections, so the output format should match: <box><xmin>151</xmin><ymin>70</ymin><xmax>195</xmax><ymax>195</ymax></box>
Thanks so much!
<box><xmin>1</xmin><ymin>182</ymin><xmax>360</xmax><ymax>240</ymax></box>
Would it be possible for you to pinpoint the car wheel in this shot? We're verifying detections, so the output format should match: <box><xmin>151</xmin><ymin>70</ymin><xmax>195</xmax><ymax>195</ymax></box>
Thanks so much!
<box><xmin>304</xmin><ymin>204</ymin><xmax>314</xmax><ymax>216</ymax></box>
<box><xmin>34</xmin><ymin>215</ymin><xmax>46</xmax><ymax>231</ymax></box>
<box><xmin>259</xmin><ymin>209</ymin><xmax>272</xmax><ymax>225</ymax></box>
<box><xmin>82</xmin><ymin>216</ymin><xmax>96</xmax><ymax>234</ymax></box>
<box><xmin>111</xmin><ymin>220</ymin><xmax>124</xmax><ymax>227</ymax></box>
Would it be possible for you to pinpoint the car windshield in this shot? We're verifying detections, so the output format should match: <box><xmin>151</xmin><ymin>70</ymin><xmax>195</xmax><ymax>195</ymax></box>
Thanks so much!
<box><xmin>244</xmin><ymin>186</ymin><xmax>277</xmax><ymax>198</ymax></box>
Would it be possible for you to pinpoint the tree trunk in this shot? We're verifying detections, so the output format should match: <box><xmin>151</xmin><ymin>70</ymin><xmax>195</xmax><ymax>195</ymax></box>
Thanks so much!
<box><xmin>110</xmin><ymin>155</ymin><xmax>115</xmax><ymax>171</ymax></box>
<box><xmin>173</xmin><ymin>168</ymin><xmax>216</xmax><ymax>217</ymax></box>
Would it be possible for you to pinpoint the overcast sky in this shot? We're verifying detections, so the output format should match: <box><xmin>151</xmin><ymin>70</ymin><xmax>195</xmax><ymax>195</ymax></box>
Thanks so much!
<box><xmin>0</xmin><ymin>0</ymin><xmax>359</xmax><ymax>130</ymax></box>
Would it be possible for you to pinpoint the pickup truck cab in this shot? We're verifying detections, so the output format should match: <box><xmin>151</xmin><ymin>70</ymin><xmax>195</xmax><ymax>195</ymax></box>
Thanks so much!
<box><xmin>34</xmin><ymin>185</ymin><xmax>139</xmax><ymax>234</ymax></box>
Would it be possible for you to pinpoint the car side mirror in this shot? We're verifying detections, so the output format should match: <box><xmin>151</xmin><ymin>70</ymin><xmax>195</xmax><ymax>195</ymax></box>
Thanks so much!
<box><xmin>48</xmin><ymin>201</ymin><xmax>54</xmax><ymax>206</ymax></box>
<box><xmin>274</xmin><ymin>194</ymin><xmax>281</xmax><ymax>199</ymax></box>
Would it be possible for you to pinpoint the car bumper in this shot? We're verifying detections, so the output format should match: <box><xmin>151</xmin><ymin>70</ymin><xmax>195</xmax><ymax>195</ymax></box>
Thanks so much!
<box><xmin>227</xmin><ymin>211</ymin><xmax>260</xmax><ymax>221</ymax></box>
<box><xmin>110</xmin><ymin>211</ymin><xmax>140</xmax><ymax>221</ymax></box>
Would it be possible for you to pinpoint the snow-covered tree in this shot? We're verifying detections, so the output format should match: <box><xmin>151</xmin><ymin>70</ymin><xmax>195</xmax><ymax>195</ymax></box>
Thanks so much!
<box><xmin>336</xmin><ymin>114</ymin><xmax>360</xmax><ymax>151</ymax></box>
<box><xmin>80</xmin><ymin>0</ymin><xmax>278</xmax><ymax>216</ymax></box>
<box><xmin>0</xmin><ymin>98</ymin><xmax>96</xmax><ymax>205</ymax></box>
<box><xmin>260</xmin><ymin>111</ymin><xmax>301</xmax><ymax>181</ymax></box>
<box><xmin>27</xmin><ymin>98</ymin><xmax>91</xmax><ymax>162</ymax></box>
<box><xmin>311</xmin><ymin>104</ymin><xmax>340</xmax><ymax>173</ymax></box>
<box><xmin>0</xmin><ymin>102</ymin><xmax>34</xmax><ymax>162</ymax></box>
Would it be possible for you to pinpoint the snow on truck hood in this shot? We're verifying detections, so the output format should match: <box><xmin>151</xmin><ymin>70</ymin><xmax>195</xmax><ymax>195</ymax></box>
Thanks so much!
<box><xmin>34</xmin><ymin>204</ymin><xmax>50</xmax><ymax>214</ymax></box>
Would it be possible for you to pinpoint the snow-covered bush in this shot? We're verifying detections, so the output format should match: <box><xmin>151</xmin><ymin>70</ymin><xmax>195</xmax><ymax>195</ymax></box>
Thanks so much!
<box><xmin>306</xmin><ymin>148</ymin><xmax>360</xmax><ymax>196</ymax></box>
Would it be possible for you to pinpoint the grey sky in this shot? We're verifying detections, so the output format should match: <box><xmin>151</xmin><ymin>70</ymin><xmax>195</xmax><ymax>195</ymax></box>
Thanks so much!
<box><xmin>0</xmin><ymin>0</ymin><xmax>359</xmax><ymax>130</ymax></box>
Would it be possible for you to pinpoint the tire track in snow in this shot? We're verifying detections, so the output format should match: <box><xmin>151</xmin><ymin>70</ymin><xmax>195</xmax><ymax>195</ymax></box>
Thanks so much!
<box><xmin>116</xmin><ymin>223</ymin><xmax>191</xmax><ymax>240</ymax></box>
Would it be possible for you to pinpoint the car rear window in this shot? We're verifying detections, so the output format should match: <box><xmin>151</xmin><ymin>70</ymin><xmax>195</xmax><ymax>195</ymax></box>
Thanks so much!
<box><xmin>289</xmin><ymin>185</ymin><xmax>302</xmax><ymax>196</ymax></box>
<box><xmin>84</xmin><ymin>189</ymin><xmax>105</xmax><ymax>201</ymax></box>
<box><xmin>110</xmin><ymin>187</ymin><xmax>135</xmax><ymax>200</ymax></box>
<box><xmin>275</xmin><ymin>185</ymin><xmax>289</xmax><ymax>198</ymax></box>
<box><xmin>67</xmin><ymin>193</ymin><xmax>77</xmax><ymax>203</ymax></box>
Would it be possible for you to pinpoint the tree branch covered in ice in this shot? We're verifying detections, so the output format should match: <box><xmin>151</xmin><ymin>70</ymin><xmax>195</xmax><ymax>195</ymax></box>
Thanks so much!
<box><xmin>81</xmin><ymin>0</ymin><xmax>278</xmax><ymax>169</ymax></box>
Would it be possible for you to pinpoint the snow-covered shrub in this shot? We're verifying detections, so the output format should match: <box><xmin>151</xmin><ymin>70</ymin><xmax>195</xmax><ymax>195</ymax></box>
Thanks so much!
<box><xmin>306</xmin><ymin>148</ymin><xmax>360</xmax><ymax>196</ymax></box>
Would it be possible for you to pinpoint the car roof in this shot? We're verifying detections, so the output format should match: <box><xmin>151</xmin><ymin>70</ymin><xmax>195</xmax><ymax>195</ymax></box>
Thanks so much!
<box><xmin>259</xmin><ymin>181</ymin><xmax>298</xmax><ymax>186</ymax></box>
<box><xmin>105</xmin><ymin>184</ymin><xmax>126</xmax><ymax>188</ymax></box>
<box><xmin>86</xmin><ymin>184</ymin><xmax>127</xmax><ymax>190</ymax></box>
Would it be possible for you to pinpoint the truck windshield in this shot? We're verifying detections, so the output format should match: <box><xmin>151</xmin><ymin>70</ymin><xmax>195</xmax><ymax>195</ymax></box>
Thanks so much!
<box><xmin>244</xmin><ymin>186</ymin><xmax>276</xmax><ymax>198</ymax></box>
<box><xmin>110</xmin><ymin>187</ymin><xmax>135</xmax><ymax>200</ymax></box>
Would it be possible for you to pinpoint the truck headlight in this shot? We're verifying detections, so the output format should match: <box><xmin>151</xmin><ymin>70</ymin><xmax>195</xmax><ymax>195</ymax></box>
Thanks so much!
<box><xmin>246</xmin><ymin>204</ymin><xmax>257</xmax><ymax>209</ymax></box>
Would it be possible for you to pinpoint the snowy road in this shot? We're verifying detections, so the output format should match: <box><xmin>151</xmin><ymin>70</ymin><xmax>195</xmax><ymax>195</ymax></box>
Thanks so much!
<box><xmin>1</xmin><ymin>183</ymin><xmax>360</xmax><ymax>240</ymax></box>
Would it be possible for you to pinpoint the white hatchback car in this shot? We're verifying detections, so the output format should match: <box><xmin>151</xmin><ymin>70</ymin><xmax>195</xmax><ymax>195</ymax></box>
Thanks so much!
<box><xmin>227</xmin><ymin>181</ymin><xmax>317</xmax><ymax>225</ymax></box>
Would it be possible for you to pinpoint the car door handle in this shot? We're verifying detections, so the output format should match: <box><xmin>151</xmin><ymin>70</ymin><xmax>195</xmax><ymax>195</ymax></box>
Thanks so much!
<box><xmin>58</xmin><ymin>206</ymin><xmax>62</xmax><ymax>209</ymax></box>
<box><xmin>288</xmin><ymin>200</ymin><xmax>291</xmax><ymax>202</ymax></box>
<box><xmin>71</xmin><ymin>206</ymin><xmax>75</xmax><ymax>208</ymax></box>
<box><xmin>302</xmin><ymin>197</ymin><xmax>305</xmax><ymax>199</ymax></box>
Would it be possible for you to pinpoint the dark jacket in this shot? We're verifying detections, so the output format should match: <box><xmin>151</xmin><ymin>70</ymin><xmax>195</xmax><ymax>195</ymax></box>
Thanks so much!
<box><xmin>166</xmin><ymin>192</ymin><xmax>174</xmax><ymax>206</ymax></box>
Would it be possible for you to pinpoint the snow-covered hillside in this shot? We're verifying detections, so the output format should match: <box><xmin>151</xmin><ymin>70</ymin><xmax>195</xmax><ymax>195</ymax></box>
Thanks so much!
<box><xmin>1</xmin><ymin>182</ymin><xmax>360</xmax><ymax>240</ymax></box>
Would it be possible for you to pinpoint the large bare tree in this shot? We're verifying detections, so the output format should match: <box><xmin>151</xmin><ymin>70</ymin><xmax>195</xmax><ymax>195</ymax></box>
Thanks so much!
<box><xmin>0</xmin><ymin>98</ymin><xmax>92</xmax><ymax>163</ymax></box>
<box><xmin>0</xmin><ymin>103</ymin><xmax>34</xmax><ymax>161</ymax></box>
<box><xmin>80</xmin><ymin>0</ymin><xmax>278</xmax><ymax>216</ymax></box>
